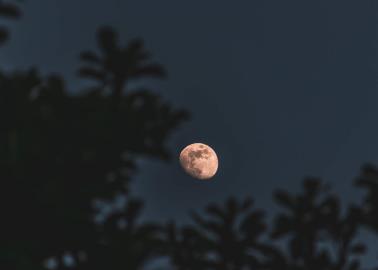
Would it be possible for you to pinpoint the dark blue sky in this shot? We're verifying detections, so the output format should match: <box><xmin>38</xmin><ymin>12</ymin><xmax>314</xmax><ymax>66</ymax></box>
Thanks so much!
<box><xmin>2</xmin><ymin>0</ymin><xmax>378</xmax><ymax>265</ymax></box>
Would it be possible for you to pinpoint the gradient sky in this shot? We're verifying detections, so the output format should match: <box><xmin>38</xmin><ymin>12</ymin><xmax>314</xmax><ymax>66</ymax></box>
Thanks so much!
<box><xmin>2</xmin><ymin>0</ymin><xmax>378</xmax><ymax>266</ymax></box>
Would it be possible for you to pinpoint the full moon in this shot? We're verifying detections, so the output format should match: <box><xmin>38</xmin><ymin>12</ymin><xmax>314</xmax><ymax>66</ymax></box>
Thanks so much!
<box><xmin>179</xmin><ymin>143</ymin><xmax>218</xmax><ymax>180</ymax></box>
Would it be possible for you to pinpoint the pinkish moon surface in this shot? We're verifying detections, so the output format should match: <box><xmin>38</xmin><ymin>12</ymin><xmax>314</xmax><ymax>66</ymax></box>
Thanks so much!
<box><xmin>179</xmin><ymin>143</ymin><xmax>218</xmax><ymax>180</ymax></box>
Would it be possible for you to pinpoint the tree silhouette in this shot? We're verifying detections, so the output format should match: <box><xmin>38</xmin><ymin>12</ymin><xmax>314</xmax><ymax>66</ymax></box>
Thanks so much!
<box><xmin>0</xmin><ymin>0</ymin><xmax>21</xmax><ymax>45</ymax></box>
<box><xmin>78</xmin><ymin>26</ymin><xmax>166</xmax><ymax>108</ymax></box>
<box><xmin>166</xmin><ymin>197</ymin><xmax>273</xmax><ymax>270</ymax></box>
<box><xmin>75</xmin><ymin>197</ymin><xmax>163</xmax><ymax>270</ymax></box>
<box><xmin>0</xmin><ymin>25</ymin><xmax>188</xmax><ymax>269</ymax></box>
<box><xmin>1</xmin><ymin>5</ymin><xmax>378</xmax><ymax>270</ymax></box>
<box><xmin>270</xmin><ymin>178</ymin><xmax>366</xmax><ymax>270</ymax></box>
<box><xmin>356</xmin><ymin>164</ymin><xmax>378</xmax><ymax>232</ymax></box>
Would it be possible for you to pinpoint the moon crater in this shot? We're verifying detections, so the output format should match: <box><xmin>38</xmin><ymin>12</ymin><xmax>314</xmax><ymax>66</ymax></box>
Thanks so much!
<box><xmin>179</xmin><ymin>143</ymin><xmax>218</xmax><ymax>180</ymax></box>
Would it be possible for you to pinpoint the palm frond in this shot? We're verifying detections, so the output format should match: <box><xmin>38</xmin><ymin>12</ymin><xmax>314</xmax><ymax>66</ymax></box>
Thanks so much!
<box><xmin>97</xmin><ymin>26</ymin><xmax>118</xmax><ymax>54</ymax></box>
<box><xmin>130</xmin><ymin>63</ymin><xmax>167</xmax><ymax>79</ymax></box>
<box><xmin>78</xmin><ymin>67</ymin><xmax>106</xmax><ymax>81</ymax></box>
<box><xmin>80</xmin><ymin>51</ymin><xmax>102</xmax><ymax>64</ymax></box>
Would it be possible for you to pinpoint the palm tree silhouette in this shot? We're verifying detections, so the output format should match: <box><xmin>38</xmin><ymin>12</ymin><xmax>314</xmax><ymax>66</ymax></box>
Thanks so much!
<box><xmin>166</xmin><ymin>197</ymin><xmax>271</xmax><ymax>270</ymax></box>
<box><xmin>78</xmin><ymin>26</ymin><xmax>166</xmax><ymax>107</ymax></box>
<box><xmin>271</xmin><ymin>178</ymin><xmax>366</xmax><ymax>270</ymax></box>
<box><xmin>76</xmin><ymin>197</ymin><xmax>163</xmax><ymax>270</ymax></box>
<box><xmin>2</xmin><ymin>5</ymin><xmax>378</xmax><ymax>270</ymax></box>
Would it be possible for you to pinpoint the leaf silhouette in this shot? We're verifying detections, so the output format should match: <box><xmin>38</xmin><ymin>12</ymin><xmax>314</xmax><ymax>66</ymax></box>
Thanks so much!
<box><xmin>78</xmin><ymin>67</ymin><xmax>106</xmax><ymax>81</ymax></box>
<box><xmin>0</xmin><ymin>2</ymin><xmax>21</xmax><ymax>46</ymax></box>
<box><xmin>78</xmin><ymin>26</ymin><xmax>167</xmax><ymax>109</ymax></box>
<box><xmin>167</xmin><ymin>197</ymin><xmax>271</xmax><ymax>270</ymax></box>
<box><xmin>80</xmin><ymin>51</ymin><xmax>102</xmax><ymax>64</ymax></box>
<box><xmin>0</xmin><ymin>25</ymin><xmax>189</xmax><ymax>269</ymax></box>
<box><xmin>97</xmin><ymin>26</ymin><xmax>118</xmax><ymax>54</ymax></box>
<box><xmin>271</xmin><ymin>178</ymin><xmax>366</xmax><ymax>270</ymax></box>
<box><xmin>356</xmin><ymin>163</ymin><xmax>378</xmax><ymax>231</ymax></box>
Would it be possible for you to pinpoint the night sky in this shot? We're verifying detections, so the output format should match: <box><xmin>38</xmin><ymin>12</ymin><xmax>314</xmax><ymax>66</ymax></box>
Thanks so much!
<box><xmin>2</xmin><ymin>0</ymin><xmax>378</xmax><ymax>265</ymax></box>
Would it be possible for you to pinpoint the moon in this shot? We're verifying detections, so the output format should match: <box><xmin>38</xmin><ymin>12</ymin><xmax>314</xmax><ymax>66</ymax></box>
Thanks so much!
<box><xmin>179</xmin><ymin>143</ymin><xmax>218</xmax><ymax>180</ymax></box>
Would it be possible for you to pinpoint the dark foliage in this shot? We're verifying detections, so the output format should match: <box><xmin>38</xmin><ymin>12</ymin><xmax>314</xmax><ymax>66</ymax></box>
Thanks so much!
<box><xmin>78</xmin><ymin>26</ymin><xmax>167</xmax><ymax>109</ymax></box>
<box><xmin>0</xmin><ymin>0</ymin><xmax>21</xmax><ymax>45</ymax></box>
<box><xmin>165</xmin><ymin>179</ymin><xmax>373</xmax><ymax>270</ymax></box>
<box><xmin>356</xmin><ymin>164</ymin><xmax>378</xmax><ymax>231</ymax></box>
<box><xmin>165</xmin><ymin>197</ymin><xmax>273</xmax><ymax>270</ymax></box>
<box><xmin>0</xmin><ymin>24</ymin><xmax>188</xmax><ymax>270</ymax></box>
<box><xmin>269</xmin><ymin>178</ymin><xmax>366</xmax><ymax>270</ymax></box>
